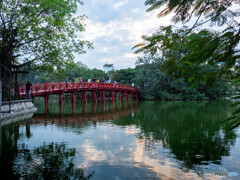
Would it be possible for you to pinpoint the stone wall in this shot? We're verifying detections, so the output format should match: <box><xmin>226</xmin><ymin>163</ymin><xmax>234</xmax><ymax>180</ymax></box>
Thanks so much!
<box><xmin>0</xmin><ymin>100</ymin><xmax>37</xmax><ymax>122</ymax></box>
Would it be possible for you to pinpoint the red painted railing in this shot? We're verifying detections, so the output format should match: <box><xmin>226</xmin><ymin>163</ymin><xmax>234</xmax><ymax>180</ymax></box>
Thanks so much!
<box><xmin>19</xmin><ymin>82</ymin><xmax>139</xmax><ymax>98</ymax></box>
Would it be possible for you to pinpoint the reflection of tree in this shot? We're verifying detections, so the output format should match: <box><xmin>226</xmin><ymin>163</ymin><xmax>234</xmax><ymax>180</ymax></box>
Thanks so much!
<box><xmin>115</xmin><ymin>101</ymin><xmax>237</xmax><ymax>172</ymax></box>
<box><xmin>13</xmin><ymin>142</ymin><xmax>94</xmax><ymax>180</ymax></box>
<box><xmin>1</xmin><ymin>122</ymin><xmax>93</xmax><ymax>179</ymax></box>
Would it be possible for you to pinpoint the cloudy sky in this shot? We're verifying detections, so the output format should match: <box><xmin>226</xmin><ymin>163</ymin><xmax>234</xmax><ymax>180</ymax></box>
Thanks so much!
<box><xmin>75</xmin><ymin>0</ymin><xmax>172</xmax><ymax>70</ymax></box>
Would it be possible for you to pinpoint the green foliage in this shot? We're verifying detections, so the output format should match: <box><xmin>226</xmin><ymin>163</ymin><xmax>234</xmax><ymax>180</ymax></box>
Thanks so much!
<box><xmin>111</xmin><ymin>68</ymin><xmax>137</xmax><ymax>84</ymax></box>
<box><xmin>145</xmin><ymin>0</ymin><xmax>239</xmax><ymax>25</ymax></box>
<box><xmin>134</xmin><ymin>55</ymin><xmax>229</xmax><ymax>100</ymax></box>
<box><xmin>19</xmin><ymin>61</ymin><xmax>109</xmax><ymax>84</ymax></box>
<box><xmin>0</xmin><ymin>0</ymin><xmax>92</xmax><ymax>71</ymax></box>
<box><xmin>134</xmin><ymin>0</ymin><xmax>240</xmax><ymax>130</ymax></box>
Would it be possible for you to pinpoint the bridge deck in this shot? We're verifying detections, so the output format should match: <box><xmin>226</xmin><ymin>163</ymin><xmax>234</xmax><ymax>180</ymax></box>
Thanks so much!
<box><xmin>19</xmin><ymin>82</ymin><xmax>140</xmax><ymax>103</ymax></box>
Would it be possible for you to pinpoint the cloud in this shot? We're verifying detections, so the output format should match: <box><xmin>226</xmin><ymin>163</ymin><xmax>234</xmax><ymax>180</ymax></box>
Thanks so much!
<box><xmin>76</xmin><ymin>0</ymin><xmax>173</xmax><ymax>69</ymax></box>
<box><xmin>123</xmin><ymin>53</ymin><xmax>138</xmax><ymax>59</ymax></box>
<box><xmin>114</xmin><ymin>0</ymin><xmax>128</xmax><ymax>10</ymax></box>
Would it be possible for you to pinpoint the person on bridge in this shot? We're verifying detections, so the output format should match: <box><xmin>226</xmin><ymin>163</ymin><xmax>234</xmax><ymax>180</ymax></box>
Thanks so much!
<box><xmin>65</xmin><ymin>77</ymin><xmax>68</xmax><ymax>84</ymax></box>
<box><xmin>26</xmin><ymin>81</ymin><xmax>32</xmax><ymax>99</ymax></box>
<box><xmin>79</xmin><ymin>78</ymin><xmax>83</xmax><ymax>86</ymax></box>
<box><xmin>100</xmin><ymin>78</ymin><xmax>103</xmax><ymax>86</ymax></box>
<box><xmin>92</xmin><ymin>77</ymin><xmax>96</xmax><ymax>82</ymax></box>
<box><xmin>72</xmin><ymin>78</ymin><xmax>75</xmax><ymax>83</ymax></box>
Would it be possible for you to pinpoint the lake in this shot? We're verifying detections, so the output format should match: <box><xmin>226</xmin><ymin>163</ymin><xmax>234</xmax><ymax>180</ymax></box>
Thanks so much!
<box><xmin>1</xmin><ymin>98</ymin><xmax>240</xmax><ymax>179</ymax></box>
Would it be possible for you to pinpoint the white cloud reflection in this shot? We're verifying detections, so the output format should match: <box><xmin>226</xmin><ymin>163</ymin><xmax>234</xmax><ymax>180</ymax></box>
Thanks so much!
<box><xmin>75</xmin><ymin>124</ymin><xmax>215</xmax><ymax>179</ymax></box>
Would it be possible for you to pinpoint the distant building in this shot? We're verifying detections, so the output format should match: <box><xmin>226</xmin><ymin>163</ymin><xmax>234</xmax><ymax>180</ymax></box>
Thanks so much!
<box><xmin>103</xmin><ymin>64</ymin><xmax>114</xmax><ymax>73</ymax></box>
<box><xmin>103</xmin><ymin>64</ymin><xmax>114</xmax><ymax>82</ymax></box>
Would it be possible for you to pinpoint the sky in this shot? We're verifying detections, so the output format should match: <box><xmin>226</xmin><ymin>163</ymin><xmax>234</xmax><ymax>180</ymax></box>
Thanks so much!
<box><xmin>75</xmin><ymin>0</ymin><xmax>172</xmax><ymax>70</ymax></box>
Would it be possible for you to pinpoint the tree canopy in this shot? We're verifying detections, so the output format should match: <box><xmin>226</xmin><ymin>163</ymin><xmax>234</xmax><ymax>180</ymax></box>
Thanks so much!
<box><xmin>20</xmin><ymin>61</ymin><xmax>109</xmax><ymax>84</ymax></box>
<box><xmin>0</xmin><ymin>0</ymin><xmax>92</xmax><ymax>72</ymax></box>
<box><xmin>133</xmin><ymin>0</ymin><xmax>240</xmax><ymax>130</ymax></box>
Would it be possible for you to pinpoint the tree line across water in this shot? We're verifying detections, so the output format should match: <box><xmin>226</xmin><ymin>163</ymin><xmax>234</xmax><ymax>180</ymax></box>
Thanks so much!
<box><xmin>20</xmin><ymin>54</ymin><xmax>233</xmax><ymax>101</ymax></box>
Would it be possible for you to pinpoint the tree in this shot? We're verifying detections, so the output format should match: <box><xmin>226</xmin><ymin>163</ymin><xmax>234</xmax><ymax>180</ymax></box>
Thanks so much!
<box><xmin>0</xmin><ymin>0</ymin><xmax>92</xmax><ymax>82</ymax></box>
<box><xmin>134</xmin><ymin>0</ymin><xmax>240</xmax><ymax>130</ymax></box>
<box><xmin>19</xmin><ymin>61</ymin><xmax>109</xmax><ymax>84</ymax></box>
<box><xmin>111</xmin><ymin>68</ymin><xmax>137</xmax><ymax>84</ymax></box>
<box><xmin>135</xmin><ymin>55</ymin><xmax>229</xmax><ymax>100</ymax></box>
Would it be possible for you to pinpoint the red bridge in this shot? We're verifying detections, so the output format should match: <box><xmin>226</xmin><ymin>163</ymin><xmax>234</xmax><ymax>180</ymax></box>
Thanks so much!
<box><xmin>19</xmin><ymin>82</ymin><xmax>140</xmax><ymax>105</ymax></box>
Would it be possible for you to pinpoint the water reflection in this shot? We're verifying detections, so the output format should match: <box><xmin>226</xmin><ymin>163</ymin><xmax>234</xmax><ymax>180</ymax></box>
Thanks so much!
<box><xmin>114</xmin><ymin>101</ymin><xmax>239</xmax><ymax>176</ymax></box>
<box><xmin>14</xmin><ymin>142</ymin><xmax>94</xmax><ymax>179</ymax></box>
<box><xmin>1</xmin><ymin>99</ymin><xmax>240</xmax><ymax>179</ymax></box>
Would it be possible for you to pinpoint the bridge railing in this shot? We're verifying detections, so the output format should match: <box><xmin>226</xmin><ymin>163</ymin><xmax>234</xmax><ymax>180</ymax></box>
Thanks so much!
<box><xmin>19</xmin><ymin>82</ymin><xmax>139</xmax><ymax>96</ymax></box>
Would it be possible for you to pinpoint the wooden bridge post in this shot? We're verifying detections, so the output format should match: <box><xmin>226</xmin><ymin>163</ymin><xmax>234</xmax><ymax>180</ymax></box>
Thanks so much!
<box><xmin>136</xmin><ymin>93</ymin><xmax>138</xmax><ymax>101</ymax></box>
<box><xmin>45</xmin><ymin>94</ymin><xmax>49</xmax><ymax>105</ymax></box>
<box><xmin>118</xmin><ymin>91</ymin><xmax>122</xmax><ymax>102</ymax></box>
<box><xmin>102</xmin><ymin>90</ymin><xmax>105</xmax><ymax>102</ymax></box>
<box><xmin>125</xmin><ymin>91</ymin><xmax>128</xmax><ymax>102</ymax></box>
<box><xmin>59</xmin><ymin>103</ymin><xmax>63</xmax><ymax>114</ymax></box>
<box><xmin>72</xmin><ymin>101</ymin><xmax>75</xmax><ymax>114</ymax></box>
<box><xmin>131</xmin><ymin>92</ymin><xmax>133</xmax><ymax>102</ymax></box>
<box><xmin>119</xmin><ymin>100</ymin><xmax>122</xmax><ymax>110</ymax></box>
<box><xmin>59</xmin><ymin>92</ymin><xmax>63</xmax><ymax>105</ymax></box>
<box><xmin>93</xmin><ymin>91</ymin><xmax>97</xmax><ymax>103</ymax></box>
<box><xmin>81</xmin><ymin>91</ymin><xmax>84</xmax><ymax>102</ymax></box>
<box><xmin>71</xmin><ymin>91</ymin><xmax>76</xmax><ymax>104</ymax></box>
<box><xmin>84</xmin><ymin>90</ymin><xmax>87</xmax><ymax>103</ymax></box>
<box><xmin>101</xmin><ymin>101</ymin><xmax>106</xmax><ymax>113</ymax></box>
<box><xmin>44</xmin><ymin>94</ymin><xmax>49</xmax><ymax>114</ymax></box>
<box><xmin>111</xmin><ymin>91</ymin><xmax>115</xmax><ymax>101</ymax></box>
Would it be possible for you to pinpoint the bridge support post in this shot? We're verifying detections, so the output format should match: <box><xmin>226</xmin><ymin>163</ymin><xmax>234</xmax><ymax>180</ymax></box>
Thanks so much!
<box><xmin>125</xmin><ymin>91</ymin><xmax>128</xmax><ymax>102</ymax></box>
<box><xmin>118</xmin><ymin>91</ymin><xmax>122</xmax><ymax>102</ymax></box>
<box><xmin>72</xmin><ymin>101</ymin><xmax>75</xmax><ymax>114</ymax></box>
<box><xmin>81</xmin><ymin>91</ymin><xmax>87</xmax><ymax>103</ymax></box>
<box><xmin>59</xmin><ymin>93</ymin><xmax>63</xmax><ymax>105</ymax></box>
<box><xmin>71</xmin><ymin>91</ymin><xmax>75</xmax><ymax>104</ymax></box>
<box><xmin>119</xmin><ymin>100</ymin><xmax>122</xmax><ymax>110</ymax></box>
<box><xmin>93</xmin><ymin>91</ymin><xmax>97</xmax><ymax>103</ymax></box>
<box><xmin>84</xmin><ymin>91</ymin><xmax>87</xmax><ymax>103</ymax></box>
<box><xmin>131</xmin><ymin>92</ymin><xmax>133</xmax><ymax>102</ymax></box>
<box><xmin>102</xmin><ymin>91</ymin><xmax>105</xmax><ymax>102</ymax></box>
<box><xmin>44</xmin><ymin>94</ymin><xmax>49</xmax><ymax>114</ymax></box>
<box><xmin>59</xmin><ymin>103</ymin><xmax>63</xmax><ymax>114</ymax></box>
<box><xmin>45</xmin><ymin>94</ymin><xmax>49</xmax><ymax>106</ymax></box>
<box><xmin>111</xmin><ymin>91</ymin><xmax>115</xmax><ymax>101</ymax></box>
<box><xmin>136</xmin><ymin>93</ymin><xmax>138</xmax><ymax>101</ymax></box>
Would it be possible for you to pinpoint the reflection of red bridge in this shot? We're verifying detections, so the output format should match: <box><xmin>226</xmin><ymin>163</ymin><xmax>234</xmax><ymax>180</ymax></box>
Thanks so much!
<box><xmin>19</xmin><ymin>82</ymin><xmax>140</xmax><ymax>105</ymax></box>
<box><xmin>32</xmin><ymin>104</ymin><xmax>138</xmax><ymax>126</ymax></box>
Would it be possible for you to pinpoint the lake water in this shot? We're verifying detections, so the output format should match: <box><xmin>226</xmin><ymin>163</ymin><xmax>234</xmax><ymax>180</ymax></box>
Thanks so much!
<box><xmin>1</xmin><ymin>98</ymin><xmax>240</xmax><ymax>179</ymax></box>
